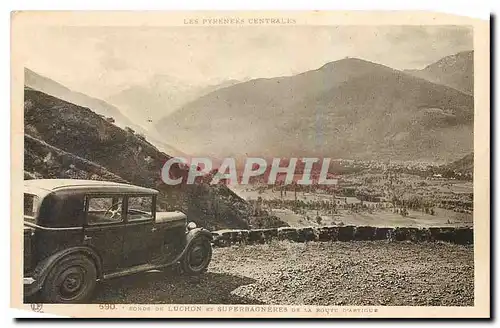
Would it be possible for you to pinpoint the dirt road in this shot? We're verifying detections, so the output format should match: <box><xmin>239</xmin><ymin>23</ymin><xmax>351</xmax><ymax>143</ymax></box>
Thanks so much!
<box><xmin>93</xmin><ymin>241</ymin><xmax>473</xmax><ymax>306</ymax></box>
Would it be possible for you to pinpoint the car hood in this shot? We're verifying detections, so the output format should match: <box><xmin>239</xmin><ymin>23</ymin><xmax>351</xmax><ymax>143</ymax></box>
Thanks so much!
<box><xmin>156</xmin><ymin>211</ymin><xmax>187</xmax><ymax>225</ymax></box>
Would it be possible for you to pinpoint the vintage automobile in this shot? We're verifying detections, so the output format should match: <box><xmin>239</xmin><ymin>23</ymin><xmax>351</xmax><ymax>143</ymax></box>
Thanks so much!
<box><xmin>23</xmin><ymin>179</ymin><xmax>213</xmax><ymax>303</ymax></box>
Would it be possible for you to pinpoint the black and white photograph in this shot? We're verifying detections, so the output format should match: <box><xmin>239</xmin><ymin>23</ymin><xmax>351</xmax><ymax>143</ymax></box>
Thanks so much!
<box><xmin>10</xmin><ymin>11</ymin><xmax>490</xmax><ymax>318</ymax></box>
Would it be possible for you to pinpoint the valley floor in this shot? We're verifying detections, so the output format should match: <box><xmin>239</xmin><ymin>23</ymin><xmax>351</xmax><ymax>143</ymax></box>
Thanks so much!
<box><xmin>92</xmin><ymin>240</ymin><xmax>473</xmax><ymax>306</ymax></box>
<box><xmin>271</xmin><ymin>207</ymin><xmax>473</xmax><ymax>228</ymax></box>
<box><xmin>231</xmin><ymin>179</ymin><xmax>473</xmax><ymax>228</ymax></box>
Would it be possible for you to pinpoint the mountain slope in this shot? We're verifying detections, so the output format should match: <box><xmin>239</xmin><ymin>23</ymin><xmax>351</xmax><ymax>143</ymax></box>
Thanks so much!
<box><xmin>405</xmin><ymin>51</ymin><xmax>473</xmax><ymax>95</ymax></box>
<box><xmin>439</xmin><ymin>152</ymin><xmax>473</xmax><ymax>179</ymax></box>
<box><xmin>25</xmin><ymin>68</ymin><xmax>186</xmax><ymax>157</ymax></box>
<box><xmin>106</xmin><ymin>75</ymin><xmax>242</xmax><ymax>128</ymax></box>
<box><xmin>25</xmin><ymin>133</ymin><xmax>128</xmax><ymax>183</ymax></box>
<box><xmin>24</xmin><ymin>87</ymin><xmax>252</xmax><ymax>230</ymax></box>
<box><xmin>25</xmin><ymin>68</ymin><xmax>136</xmax><ymax>128</ymax></box>
<box><xmin>157</xmin><ymin>58</ymin><xmax>474</xmax><ymax>162</ymax></box>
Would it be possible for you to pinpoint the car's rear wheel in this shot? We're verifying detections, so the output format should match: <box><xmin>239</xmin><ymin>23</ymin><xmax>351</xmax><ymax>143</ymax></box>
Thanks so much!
<box><xmin>41</xmin><ymin>254</ymin><xmax>97</xmax><ymax>303</ymax></box>
<box><xmin>181</xmin><ymin>237</ymin><xmax>212</xmax><ymax>275</ymax></box>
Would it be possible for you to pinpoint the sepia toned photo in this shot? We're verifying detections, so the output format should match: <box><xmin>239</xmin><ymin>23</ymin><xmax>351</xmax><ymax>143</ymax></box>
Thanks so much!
<box><xmin>10</xmin><ymin>11</ymin><xmax>490</xmax><ymax>318</ymax></box>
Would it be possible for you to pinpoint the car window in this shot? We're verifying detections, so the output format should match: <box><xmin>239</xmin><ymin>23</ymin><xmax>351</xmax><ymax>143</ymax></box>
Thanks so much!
<box><xmin>86</xmin><ymin>196</ymin><xmax>124</xmax><ymax>225</ymax></box>
<box><xmin>127</xmin><ymin>196</ymin><xmax>153</xmax><ymax>222</ymax></box>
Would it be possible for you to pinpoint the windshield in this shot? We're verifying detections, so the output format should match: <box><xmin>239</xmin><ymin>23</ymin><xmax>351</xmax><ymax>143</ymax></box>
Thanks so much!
<box><xmin>24</xmin><ymin>193</ymin><xmax>39</xmax><ymax>222</ymax></box>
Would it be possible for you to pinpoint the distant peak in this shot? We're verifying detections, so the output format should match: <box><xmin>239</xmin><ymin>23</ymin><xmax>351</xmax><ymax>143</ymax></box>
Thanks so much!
<box><xmin>317</xmin><ymin>57</ymin><xmax>393</xmax><ymax>73</ymax></box>
<box><xmin>445</xmin><ymin>50</ymin><xmax>474</xmax><ymax>59</ymax></box>
<box><xmin>320</xmin><ymin>57</ymin><xmax>366</xmax><ymax>68</ymax></box>
<box><xmin>426</xmin><ymin>50</ymin><xmax>474</xmax><ymax>69</ymax></box>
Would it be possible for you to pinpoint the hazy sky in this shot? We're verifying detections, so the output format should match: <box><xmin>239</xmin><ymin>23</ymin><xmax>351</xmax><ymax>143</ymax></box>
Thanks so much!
<box><xmin>20</xmin><ymin>25</ymin><xmax>472</xmax><ymax>99</ymax></box>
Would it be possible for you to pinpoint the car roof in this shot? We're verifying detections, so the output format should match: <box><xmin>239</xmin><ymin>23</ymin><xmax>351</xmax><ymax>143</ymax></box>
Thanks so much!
<box><xmin>24</xmin><ymin>179</ymin><xmax>159</xmax><ymax>195</ymax></box>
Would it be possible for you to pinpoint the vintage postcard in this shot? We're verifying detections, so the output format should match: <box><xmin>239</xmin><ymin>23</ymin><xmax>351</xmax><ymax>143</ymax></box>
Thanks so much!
<box><xmin>11</xmin><ymin>11</ymin><xmax>490</xmax><ymax>318</ymax></box>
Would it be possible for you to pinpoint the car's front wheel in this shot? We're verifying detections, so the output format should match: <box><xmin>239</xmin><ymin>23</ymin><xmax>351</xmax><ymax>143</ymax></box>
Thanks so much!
<box><xmin>40</xmin><ymin>254</ymin><xmax>97</xmax><ymax>303</ymax></box>
<box><xmin>181</xmin><ymin>237</ymin><xmax>212</xmax><ymax>275</ymax></box>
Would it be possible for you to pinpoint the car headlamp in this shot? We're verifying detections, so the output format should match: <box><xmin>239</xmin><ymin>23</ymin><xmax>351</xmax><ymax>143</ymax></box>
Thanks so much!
<box><xmin>187</xmin><ymin>222</ymin><xmax>197</xmax><ymax>230</ymax></box>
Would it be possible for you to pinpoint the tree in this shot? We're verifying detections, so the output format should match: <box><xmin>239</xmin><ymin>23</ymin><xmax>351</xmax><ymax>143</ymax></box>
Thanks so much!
<box><xmin>387</xmin><ymin>177</ymin><xmax>407</xmax><ymax>213</ymax></box>
<box><xmin>331</xmin><ymin>201</ymin><xmax>337</xmax><ymax>214</ymax></box>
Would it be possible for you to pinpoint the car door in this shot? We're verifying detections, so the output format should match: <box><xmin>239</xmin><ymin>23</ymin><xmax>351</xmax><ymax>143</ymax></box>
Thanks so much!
<box><xmin>83</xmin><ymin>194</ymin><xmax>126</xmax><ymax>273</ymax></box>
<box><xmin>122</xmin><ymin>194</ymin><xmax>162</xmax><ymax>267</ymax></box>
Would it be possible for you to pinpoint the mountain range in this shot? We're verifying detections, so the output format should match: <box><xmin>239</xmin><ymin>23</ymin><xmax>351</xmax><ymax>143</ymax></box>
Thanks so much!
<box><xmin>26</xmin><ymin>50</ymin><xmax>474</xmax><ymax>164</ymax></box>
<box><xmin>24</xmin><ymin>68</ymin><xmax>186</xmax><ymax>158</ymax></box>
<box><xmin>25</xmin><ymin>68</ymin><xmax>135</xmax><ymax>130</ymax></box>
<box><xmin>156</xmin><ymin>53</ymin><xmax>474</xmax><ymax>163</ymax></box>
<box><xmin>105</xmin><ymin>75</ymin><xmax>242</xmax><ymax>129</ymax></box>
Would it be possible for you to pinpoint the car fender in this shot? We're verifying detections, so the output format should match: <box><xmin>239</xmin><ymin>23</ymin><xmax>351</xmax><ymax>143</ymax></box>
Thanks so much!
<box><xmin>167</xmin><ymin>228</ymin><xmax>212</xmax><ymax>264</ymax></box>
<box><xmin>185</xmin><ymin>227</ymin><xmax>213</xmax><ymax>244</ymax></box>
<box><xmin>29</xmin><ymin>246</ymin><xmax>103</xmax><ymax>293</ymax></box>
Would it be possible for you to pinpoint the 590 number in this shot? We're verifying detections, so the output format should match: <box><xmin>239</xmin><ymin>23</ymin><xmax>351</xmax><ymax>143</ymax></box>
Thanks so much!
<box><xmin>99</xmin><ymin>304</ymin><xmax>116</xmax><ymax>310</ymax></box>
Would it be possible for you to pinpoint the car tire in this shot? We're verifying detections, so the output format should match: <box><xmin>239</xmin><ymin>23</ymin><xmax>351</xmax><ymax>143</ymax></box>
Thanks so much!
<box><xmin>40</xmin><ymin>254</ymin><xmax>97</xmax><ymax>303</ymax></box>
<box><xmin>181</xmin><ymin>237</ymin><xmax>212</xmax><ymax>275</ymax></box>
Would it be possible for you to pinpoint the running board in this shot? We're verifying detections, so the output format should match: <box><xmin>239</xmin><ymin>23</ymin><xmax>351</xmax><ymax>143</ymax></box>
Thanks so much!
<box><xmin>102</xmin><ymin>262</ymin><xmax>172</xmax><ymax>280</ymax></box>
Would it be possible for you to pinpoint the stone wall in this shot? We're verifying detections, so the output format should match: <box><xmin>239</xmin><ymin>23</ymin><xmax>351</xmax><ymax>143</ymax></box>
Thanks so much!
<box><xmin>211</xmin><ymin>226</ymin><xmax>473</xmax><ymax>247</ymax></box>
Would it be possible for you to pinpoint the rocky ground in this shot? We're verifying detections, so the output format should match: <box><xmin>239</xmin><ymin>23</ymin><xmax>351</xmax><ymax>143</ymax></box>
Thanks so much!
<box><xmin>92</xmin><ymin>241</ymin><xmax>474</xmax><ymax>306</ymax></box>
